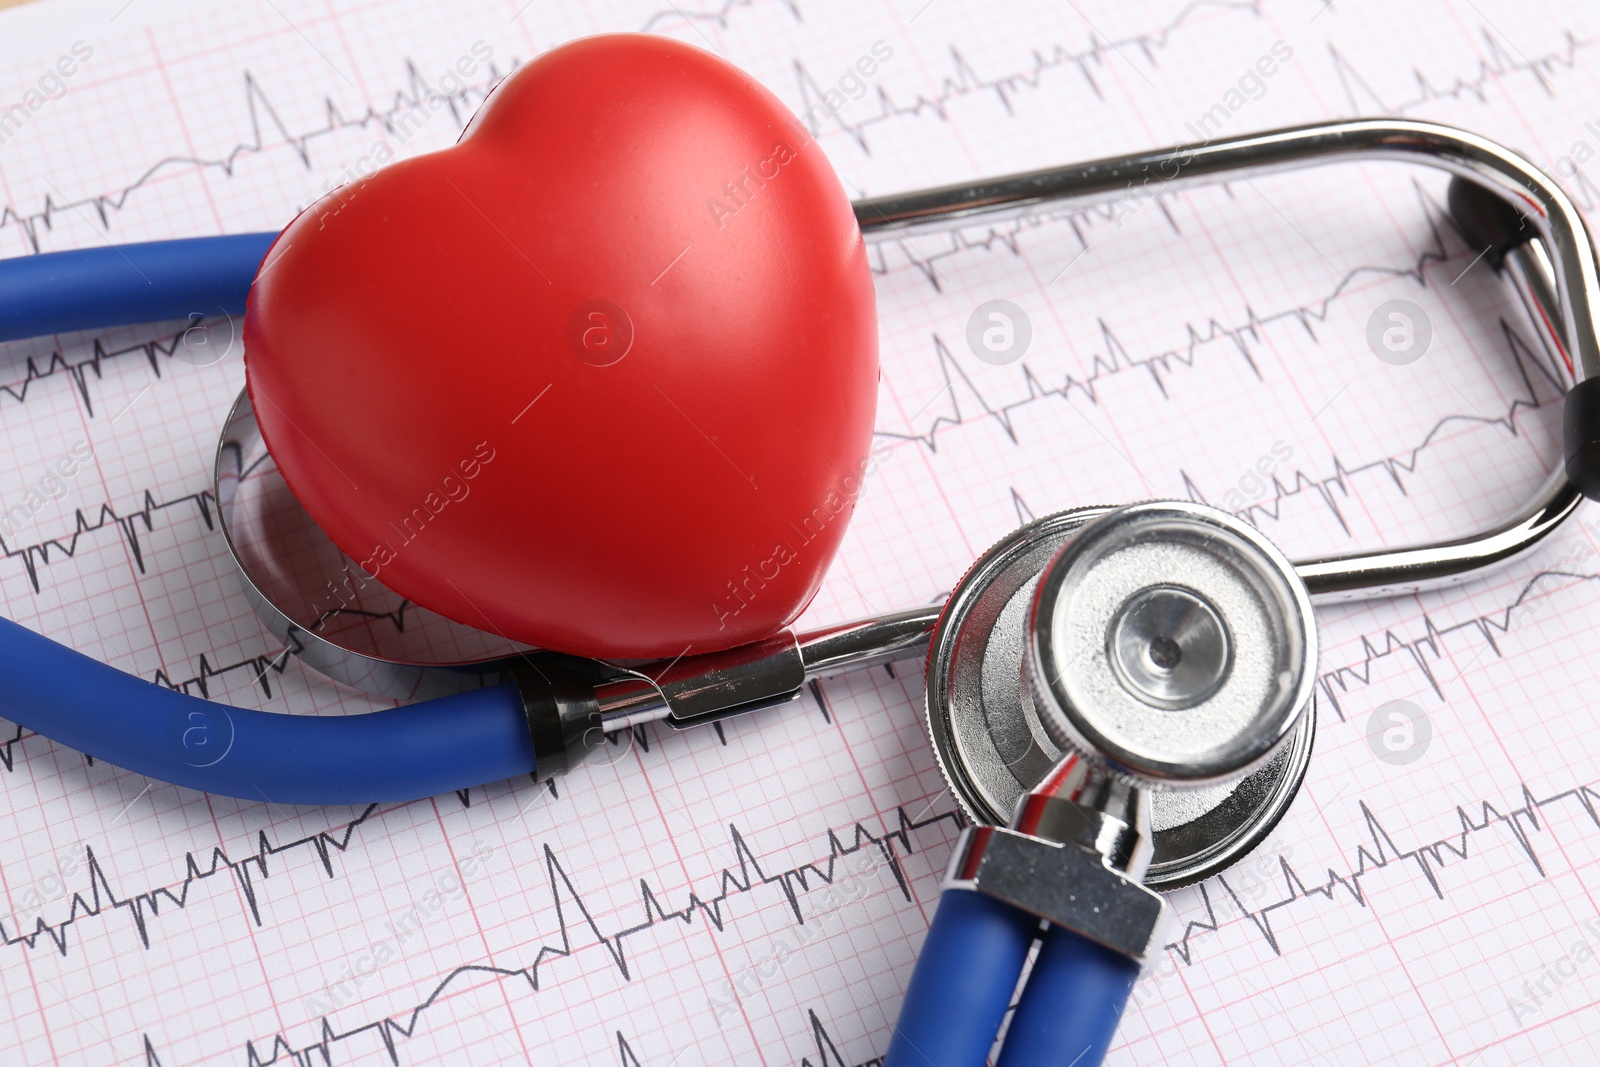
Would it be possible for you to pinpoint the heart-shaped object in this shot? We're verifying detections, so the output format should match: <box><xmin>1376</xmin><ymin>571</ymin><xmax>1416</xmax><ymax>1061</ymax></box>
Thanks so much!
<box><xmin>244</xmin><ymin>34</ymin><xmax>878</xmax><ymax>659</ymax></box>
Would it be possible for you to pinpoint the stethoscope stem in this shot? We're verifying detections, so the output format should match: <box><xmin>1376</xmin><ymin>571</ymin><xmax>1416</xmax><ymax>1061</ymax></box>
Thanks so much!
<box><xmin>883</xmin><ymin>888</ymin><xmax>1037</xmax><ymax>1067</ymax></box>
<box><xmin>885</xmin><ymin>893</ymin><xmax>1136</xmax><ymax>1067</ymax></box>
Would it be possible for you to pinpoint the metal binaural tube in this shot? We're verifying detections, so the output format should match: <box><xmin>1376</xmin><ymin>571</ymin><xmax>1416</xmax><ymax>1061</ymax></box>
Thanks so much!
<box><xmin>1293</xmin><ymin>473</ymin><xmax>1579</xmax><ymax>603</ymax></box>
<box><xmin>796</xmin><ymin>604</ymin><xmax>943</xmax><ymax>674</ymax></box>
<box><xmin>857</xmin><ymin>119</ymin><xmax>1592</xmax><ymax>605</ymax></box>
<box><xmin>1294</xmin><ymin>202</ymin><xmax>1581</xmax><ymax>604</ymax></box>
<box><xmin>596</xmin><ymin>604</ymin><xmax>943</xmax><ymax>733</ymax></box>
<box><xmin>854</xmin><ymin>119</ymin><xmax>1600</xmax><ymax>382</ymax></box>
<box><xmin>600</xmin><ymin>216</ymin><xmax>1580</xmax><ymax>734</ymax></box>
<box><xmin>597</xmin><ymin>122</ymin><xmax>1590</xmax><ymax>739</ymax></box>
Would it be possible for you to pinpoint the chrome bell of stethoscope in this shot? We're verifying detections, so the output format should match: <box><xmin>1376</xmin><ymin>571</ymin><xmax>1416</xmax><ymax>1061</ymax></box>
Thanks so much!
<box><xmin>880</xmin><ymin>115</ymin><xmax>1600</xmax><ymax>1065</ymax></box>
<box><xmin>926</xmin><ymin>499</ymin><xmax>1317</xmax><ymax>896</ymax></box>
<box><xmin>882</xmin><ymin>501</ymin><xmax>1321</xmax><ymax>1067</ymax></box>
<box><xmin>885</xmin><ymin>499</ymin><xmax>1320</xmax><ymax>1067</ymax></box>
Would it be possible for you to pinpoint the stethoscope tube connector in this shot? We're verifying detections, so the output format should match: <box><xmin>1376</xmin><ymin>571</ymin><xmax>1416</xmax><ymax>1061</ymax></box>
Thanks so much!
<box><xmin>512</xmin><ymin>657</ymin><xmax>605</xmax><ymax>780</ymax></box>
<box><xmin>884</xmin><ymin>757</ymin><xmax>1160</xmax><ymax>1067</ymax></box>
<box><xmin>939</xmin><ymin>762</ymin><xmax>1166</xmax><ymax>965</ymax></box>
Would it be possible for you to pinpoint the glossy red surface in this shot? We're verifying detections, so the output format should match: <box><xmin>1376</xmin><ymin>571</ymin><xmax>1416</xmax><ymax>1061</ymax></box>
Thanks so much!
<box><xmin>244</xmin><ymin>34</ymin><xmax>878</xmax><ymax>659</ymax></box>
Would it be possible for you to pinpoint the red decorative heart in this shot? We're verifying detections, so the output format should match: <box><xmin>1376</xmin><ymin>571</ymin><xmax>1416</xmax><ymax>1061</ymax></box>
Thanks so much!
<box><xmin>244</xmin><ymin>34</ymin><xmax>878</xmax><ymax>659</ymax></box>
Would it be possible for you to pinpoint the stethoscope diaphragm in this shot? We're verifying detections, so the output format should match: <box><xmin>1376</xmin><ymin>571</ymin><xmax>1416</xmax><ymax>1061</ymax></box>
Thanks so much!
<box><xmin>923</xmin><ymin>504</ymin><xmax>1316</xmax><ymax>889</ymax></box>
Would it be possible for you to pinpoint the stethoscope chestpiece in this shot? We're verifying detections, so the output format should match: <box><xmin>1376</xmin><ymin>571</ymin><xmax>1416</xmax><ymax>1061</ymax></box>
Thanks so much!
<box><xmin>1026</xmin><ymin>500</ymin><xmax>1317</xmax><ymax>790</ymax></box>
<box><xmin>907</xmin><ymin>504</ymin><xmax>1319</xmax><ymax>1067</ymax></box>
<box><xmin>922</xmin><ymin>500</ymin><xmax>1318</xmax><ymax>890</ymax></box>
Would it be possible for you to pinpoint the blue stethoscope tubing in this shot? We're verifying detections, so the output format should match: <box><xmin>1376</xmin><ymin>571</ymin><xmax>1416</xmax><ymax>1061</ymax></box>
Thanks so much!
<box><xmin>8</xmin><ymin>234</ymin><xmax>1139</xmax><ymax>1066</ymax></box>
<box><xmin>884</xmin><ymin>888</ymin><xmax>1137</xmax><ymax>1067</ymax></box>
<box><xmin>0</xmin><ymin>233</ymin><xmax>275</xmax><ymax>343</ymax></box>
<box><xmin>11</xmin><ymin>114</ymin><xmax>1600</xmax><ymax>1067</ymax></box>
<box><xmin>0</xmin><ymin>233</ymin><xmax>541</xmax><ymax>805</ymax></box>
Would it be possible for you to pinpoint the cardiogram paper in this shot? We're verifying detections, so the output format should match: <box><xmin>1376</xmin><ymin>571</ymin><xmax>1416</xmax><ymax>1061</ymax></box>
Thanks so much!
<box><xmin>2</xmin><ymin>0</ymin><xmax>1600</xmax><ymax>1063</ymax></box>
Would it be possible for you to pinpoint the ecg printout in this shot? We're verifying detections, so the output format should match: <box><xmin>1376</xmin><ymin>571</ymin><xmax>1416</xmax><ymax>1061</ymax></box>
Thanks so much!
<box><xmin>2</xmin><ymin>0</ymin><xmax>1600</xmax><ymax>1063</ymax></box>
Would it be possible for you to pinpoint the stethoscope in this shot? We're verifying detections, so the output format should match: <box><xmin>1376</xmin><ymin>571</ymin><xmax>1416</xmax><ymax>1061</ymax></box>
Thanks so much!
<box><xmin>1</xmin><ymin>117</ymin><xmax>1596</xmax><ymax>1067</ymax></box>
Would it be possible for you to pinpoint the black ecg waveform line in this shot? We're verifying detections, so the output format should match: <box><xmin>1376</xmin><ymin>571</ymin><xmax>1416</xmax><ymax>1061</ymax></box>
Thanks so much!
<box><xmin>1185</xmin><ymin>318</ymin><xmax>1562</xmax><ymax>536</ymax></box>
<box><xmin>3</xmin><ymin>0</ymin><xmax>1231</xmax><ymax>246</ymax></box>
<box><xmin>1331</xmin><ymin>29</ymin><xmax>1587</xmax><ymax>118</ymax></box>
<box><xmin>1</xmin><ymin>0</ymin><xmax>793</xmax><ymax>250</ymax></box>
<box><xmin>639</xmin><ymin>0</ymin><xmax>799</xmax><ymax>34</ymax></box>
<box><xmin>3</xmin><ymin>61</ymin><xmax>513</xmax><ymax>252</ymax></box>
<box><xmin>236</xmin><ymin>806</ymin><xmax>961</xmax><ymax>1067</ymax></box>
<box><xmin>151</xmin><ymin>644</ymin><xmax>294</xmax><ymax>702</ymax></box>
<box><xmin>0</xmin><ymin>479</ymin><xmax>315</xmax><ymax>699</ymax></box>
<box><xmin>873</xmin><ymin>178</ymin><xmax>1548</xmax><ymax>447</ymax></box>
<box><xmin>798</xmin><ymin>6</ymin><xmax>1585</xmax><ymax>155</ymax></box>
<box><xmin>7</xmin><ymin>0</ymin><xmax>1575</xmax><ymax>254</ymax></box>
<box><xmin>870</xmin><ymin>180</ymin><xmax>1574</xmax><ymax>634</ymax></box>
<box><xmin>796</xmin><ymin>0</ymin><xmax>1261</xmax><ymax>151</ymax></box>
<box><xmin>0</xmin><ymin>324</ymin><xmax>199</xmax><ymax>417</ymax></box>
<box><xmin>2</xmin><ymin>485</ymin><xmax>216</xmax><ymax>594</ymax></box>
<box><xmin>0</xmin><ymin>758</ymin><xmax>957</xmax><ymax>960</ymax></box>
<box><xmin>799</xmin><ymin>1008</ymin><xmax>884</xmax><ymax>1067</ymax></box>
<box><xmin>876</xmin><ymin>177</ymin><xmax>1484</xmax><ymax>444</ymax></box>
<box><xmin>0</xmin><ymin>448</ymin><xmax>422</xmax><ymax>701</ymax></box>
<box><xmin>0</xmin><ymin>723</ymin><xmax>24</xmax><ymax>772</ymax></box>
<box><xmin>1313</xmin><ymin>564</ymin><xmax>1600</xmax><ymax>718</ymax></box>
<box><xmin>118</xmin><ymin>766</ymin><xmax>1600</xmax><ymax>1065</ymax></box>
<box><xmin>614</xmin><ymin>1008</ymin><xmax>883</xmax><ymax>1067</ymax></box>
<box><xmin>1165</xmin><ymin>778</ymin><xmax>1600</xmax><ymax>966</ymax></box>
<box><xmin>0</xmin><ymin>805</ymin><xmax>381</xmax><ymax>955</ymax></box>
